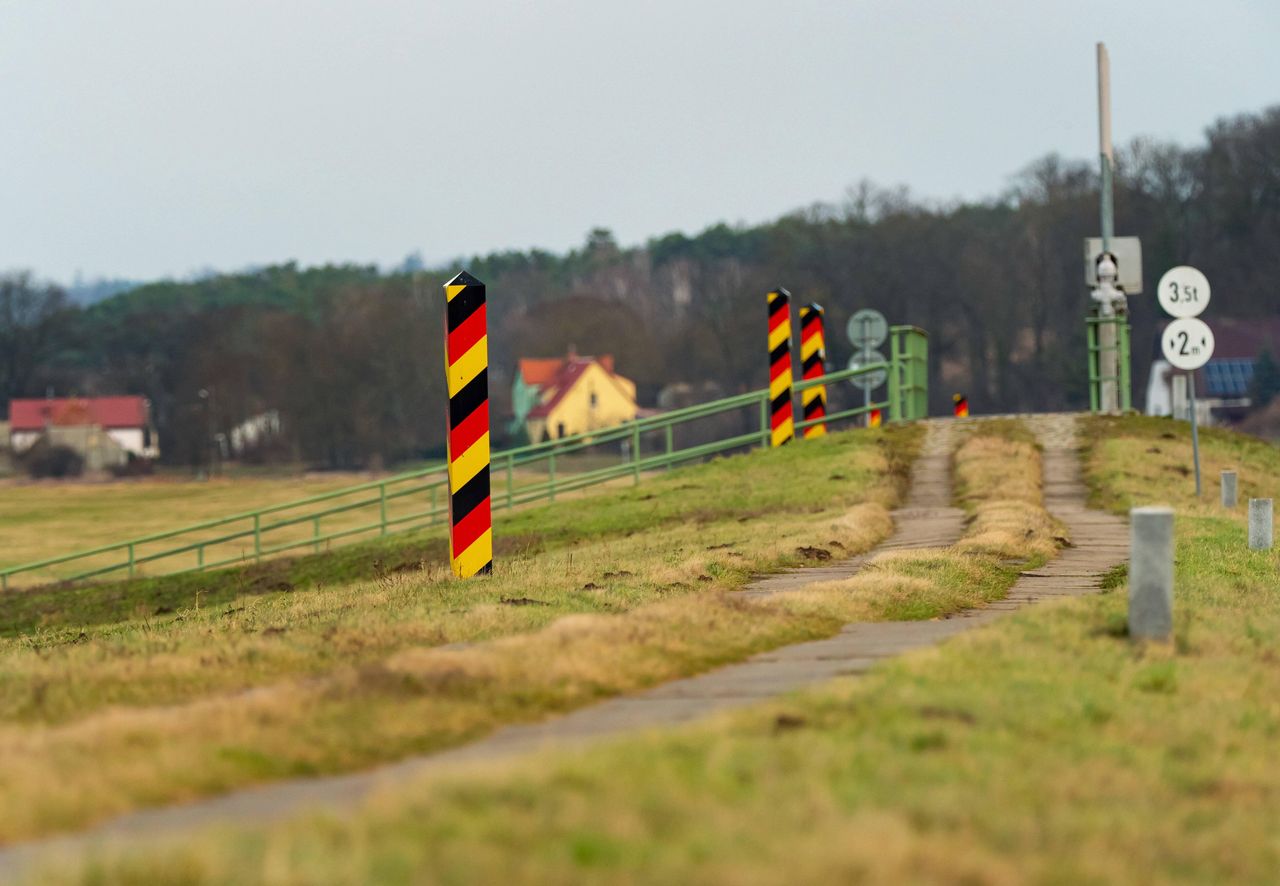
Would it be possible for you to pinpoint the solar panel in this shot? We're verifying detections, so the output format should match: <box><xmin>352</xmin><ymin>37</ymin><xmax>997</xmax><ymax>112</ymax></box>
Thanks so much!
<box><xmin>1203</xmin><ymin>359</ymin><xmax>1255</xmax><ymax>397</ymax></box>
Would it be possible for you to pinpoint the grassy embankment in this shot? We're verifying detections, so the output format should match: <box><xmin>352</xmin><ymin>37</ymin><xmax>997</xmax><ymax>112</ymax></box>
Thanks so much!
<box><xmin>56</xmin><ymin>416</ymin><xmax>1280</xmax><ymax>885</ymax></box>
<box><xmin>0</xmin><ymin>454</ymin><xmax>629</xmax><ymax>591</ymax></box>
<box><xmin>0</xmin><ymin>424</ymin><xmax>940</xmax><ymax>842</ymax></box>
<box><xmin>33</xmin><ymin>419</ymin><xmax>1072</xmax><ymax>882</ymax></box>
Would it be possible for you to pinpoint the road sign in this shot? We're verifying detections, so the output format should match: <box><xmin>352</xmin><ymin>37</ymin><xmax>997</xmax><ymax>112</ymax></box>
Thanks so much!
<box><xmin>1162</xmin><ymin>317</ymin><xmax>1215</xmax><ymax>371</ymax></box>
<box><xmin>847</xmin><ymin>349</ymin><xmax>887</xmax><ymax>390</ymax></box>
<box><xmin>846</xmin><ymin>309</ymin><xmax>887</xmax><ymax>350</ymax></box>
<box><xmin>1156</xmin><ymin>266</ymin><xmax>1210</xmax><ymax>318</ymax></box>
<box><xmin>1084</xmin><ymin>236</ymin><xmax>1143</xmax><ymax>293</ymax></box>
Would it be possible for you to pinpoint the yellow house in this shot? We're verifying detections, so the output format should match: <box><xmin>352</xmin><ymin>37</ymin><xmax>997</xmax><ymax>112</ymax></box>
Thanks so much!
<box><xmin>519</xmin><ymin>353</ymin><xmax>637</xmax><ymax>442</ymax></box>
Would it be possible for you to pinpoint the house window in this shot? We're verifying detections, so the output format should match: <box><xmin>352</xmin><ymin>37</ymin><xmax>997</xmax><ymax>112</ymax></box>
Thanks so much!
<box><xmin>589</xmin><ymin>391</ymin><xmax>598</xmax><ymax>408</ymax></box>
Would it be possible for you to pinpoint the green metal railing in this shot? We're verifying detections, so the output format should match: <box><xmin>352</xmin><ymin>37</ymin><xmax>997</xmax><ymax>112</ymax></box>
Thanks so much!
<box><xmin>1</xmin><ymin>326</ymin><xmax>928</xmax><ymax>590</ymax></box>
<box><xmin>1086</xmin><ymin>315</ymin><xmax>1131</xmax><ymax>413</ymax></box>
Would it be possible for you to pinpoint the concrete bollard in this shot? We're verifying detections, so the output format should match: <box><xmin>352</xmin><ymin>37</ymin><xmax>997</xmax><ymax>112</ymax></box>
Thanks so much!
<box><xmin>1249</xmin><ymin>499</ymin><xmax>1273</xmax><ymax>551</ymax></box>
<box><xmin>1221</xmin><ymin>471</ymin><xmax>1237</xmax><ymax>508</ymax></box>
<box><xmin>1129</xmin><ymin>507</ymin><xmax>1174</xmax><ymax>641</ymax></box>
<box><xmin>1171</xmin><ymin>376</ymin><xmax>1188</xmax><ymax>421</ymax></box>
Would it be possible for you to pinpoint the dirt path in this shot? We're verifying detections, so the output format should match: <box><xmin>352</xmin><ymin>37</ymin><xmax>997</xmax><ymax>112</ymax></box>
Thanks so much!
<box><xmin>0</xmin><ymin>416</ymin><xmax>1129</xmax><ymax>876</ymax></box>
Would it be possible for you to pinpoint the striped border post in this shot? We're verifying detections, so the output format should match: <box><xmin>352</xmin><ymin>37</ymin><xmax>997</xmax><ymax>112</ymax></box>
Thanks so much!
<box><xmin>952</xmin><ymin>393</ymin><xmax>969</xmax><ymax>418</ymax></box>
<box><xmin>868</xmin><ymin>408</ymin><xmax>882</xmax><ymax>428</ymax></box>
<box><xmin>798</xmin><ymin>303</ymin><xmax>827</xmax><ymax>438</ymax></box>
<box><xmin>767</xmin><ymin>288</ymin><xmax>795</xmax><ymax>447</ymax></box>
<box><xmin>444</xmin><ymin>271</ymin><xmax>493</xmax><ymax>578</ymax></box>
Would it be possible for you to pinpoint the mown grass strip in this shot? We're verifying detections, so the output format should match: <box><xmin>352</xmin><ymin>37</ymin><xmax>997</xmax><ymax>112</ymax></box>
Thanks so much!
<box><xmin>10</xmin><ymin>419</ymin><xmax>1056</xmax><ymax>860</ymax></box>
<box><xmin>49</xmin><ymin>418</ymin><xmax>1280</xmax><ymax>884</ymax></box>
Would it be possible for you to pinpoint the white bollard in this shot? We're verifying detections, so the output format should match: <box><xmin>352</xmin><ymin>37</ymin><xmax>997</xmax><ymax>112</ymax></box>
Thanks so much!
<box><xmin>1129</xmin><ymin>507</ymin><xmax>1174</xmax><ymax>641</ymax></box>
<box><xmin>1221</xmin><ymin>471</ymin><xmax>1237</xmax><ymax>508</ymax></box>
<box><xmin>1171</xmin><ymin>376</ymin><xmax>1188</xmax><ymax>421</ymax></box>
<box><xmin>1249</xmin><ymin>499</ymin><xmax>1273</xmax><ymax>551</ymax></box>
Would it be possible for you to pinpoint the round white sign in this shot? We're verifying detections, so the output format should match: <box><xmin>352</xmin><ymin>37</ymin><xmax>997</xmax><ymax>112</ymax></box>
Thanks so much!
<box><xmin>1157</xmin><ymin>266</ymin><xmax>1210</xmax><ymax>318</ymax></box>
<box><xmin>1161</xmin><ymin>317</ymin><xmax>1215</xmax><ymax>371</ymax></box>
<box><xmin>847</xmin><ymin>349</ymin><xmax>888</xmax><ymax>390</ymax></box>
<box><xmin>846</xmin><ymin>309</ymin><xmax>888</xmax><ymax>349</ymax></box>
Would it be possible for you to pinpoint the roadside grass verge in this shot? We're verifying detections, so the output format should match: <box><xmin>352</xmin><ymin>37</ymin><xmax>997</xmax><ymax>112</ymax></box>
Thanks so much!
<box><xmin>12</xmin><ymin>419</ymin><xmax>1059</xmax><ymax>859</ymax></box>
<box><xmin>50</xmin><ymin>419</ymin><xmax>1280</xmax><ymax>884</ymax></box>
<box><xmin>0</xmin><ymin>427</ymin><xmax>919</xmax><ymax>638</ymax></box>
<box><xmin>0</xmin><ymin>425</ymin><xmax>920</xmax><ymax>841</ymax></box>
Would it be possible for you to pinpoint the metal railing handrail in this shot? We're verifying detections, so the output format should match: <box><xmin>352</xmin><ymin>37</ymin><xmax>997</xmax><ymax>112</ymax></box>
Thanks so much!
<box><xmin>0</xmin><ymin>330</ymin><xmax>928</xmax><ymax>590</ymax></box>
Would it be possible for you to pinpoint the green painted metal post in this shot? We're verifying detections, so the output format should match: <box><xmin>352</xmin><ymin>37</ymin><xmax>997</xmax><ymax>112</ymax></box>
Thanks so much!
<box><xmin>665</xmin><ymin>424</ymin><xmax>673</xmax><ymax>469</ymax></box>
<box><xmin>759</xmin><ymin>394</ymin><xmax>771</xmax><ymax>447</ymax></box>
<box><xmin>889</xmin><ymin>331</ymin><xmax>902</xmax><ymax>423</ymax></box>
<box><xmin>548</xmin><ymin>449</ymin><xmax>556</xmax><ymax>502</ymax></box>
<box><xmin>1119</xmin><ymin>320</ymin><xmax>1132</xmax><ymax>412</ymax></box>
<box><xmin>632</xmin><ymin>422</ymin><xmax>641</xmax><ymax>484</ymax></box>
<box><xmin>253</xmin><ymin>513</ymin><xmax>262</xmax><ymax>560</ymax></box>
<box><xmin>506</xmin><ymin>455</ymin><xmax>514</xmax><ymax>508</ymax></box>
<box><xmin>197</xmin><ymin>545</ymin><xmax>205</xmax><ymax>571</ymax></box>
<box><xmin>378</xmin><ymin>485</ymin><xmax>388</xmax><ymax>536</ymax></box>
<box><xmin>127</xmin><ymin>543</ymin><xmax>136</xmax><ymax>579</ymax></box>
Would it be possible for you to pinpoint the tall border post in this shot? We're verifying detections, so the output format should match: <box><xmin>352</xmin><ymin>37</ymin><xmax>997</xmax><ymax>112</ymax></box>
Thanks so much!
<box><xmin>798</xmin><ymin>303</ymin><xmax>827</xmax><ymax>438</ymax></box>
<box><xmin>767</xmin><ymin>288</ymin><xmax>795</xmax><ymax>446</ymax></box>
<box><xmin>444</xmin><ymin>271</ymin><xmax>493</xmax><ymax>578</ymax></box>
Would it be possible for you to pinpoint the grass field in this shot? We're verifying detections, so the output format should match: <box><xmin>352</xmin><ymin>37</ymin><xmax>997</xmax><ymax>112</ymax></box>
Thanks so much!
<box><xmin>0</xmin><ymin>452</ymin><xmax>646</xmax><ymax>588</ymax></box>
<box><xmin>0</xmin><ymin>423</ymin><xmax>998</xmax><ymax>842</ymax></box>
<box><xmin>48</xmin><ymin>416</ymin><xmax>1280</xmax><ymax>884</ymax></box>
<box><xmin>0</xmin><ymin>473</ymin><xmax>368</xmax><ymax>570</ymax></box>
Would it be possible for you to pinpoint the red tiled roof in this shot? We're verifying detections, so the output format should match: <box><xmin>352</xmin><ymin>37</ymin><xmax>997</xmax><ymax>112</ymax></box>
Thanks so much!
<box><xmin>519</xmin><ymin>354</ymin><xmax>614</xmax><ymax>386</ymax></box>
<box><xmin>9</xmin><ymin>397</ymin><xmax>149</xmax><ymax>432</ymax></box>
<box><xmin>518</xmin><ymin>358</ymin><xmax>566</xmax><ymax>387</ymax></box>
<box><xmin>528</xmin><ymin>360</ymin><xmax>594</xmax><ymax>419</ymax></box>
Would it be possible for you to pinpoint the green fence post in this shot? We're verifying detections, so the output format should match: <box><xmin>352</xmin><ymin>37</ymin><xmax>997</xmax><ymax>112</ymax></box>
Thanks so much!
<box><xmin>253</xmin><ymin>513</ymin><xmax>262</xmax><ymax>560</ymax></box>
<box><xmin>313</xmin><ymin>517</ymin><xmax>321</xmax><ymax>553</ymax></box>
<box><xmin>506</xmin><ymin>455</ymin><xmax>514</xmax><ymax>508</ymax></box>
<box><xmin>378</xmin><ymin>484</ymin><xmax>388</xmax><ymax>536</ymax></box>
<box><xmin>127</xmin><ymin>543</ymin><xmax>136</xmax><ymax>579</ymax></box>
<box><xmin>1119</xmin><ymin>319</ymin><xmax>1132</xmax><ymax>412</ymax></box>
<box><xmin>549</xmin><ymin>448</ymin><xmax>556</xmax><ymax>502</ymax></box>
<box><xmin>889</xmin><ymin>330</ymin><xmax>903</xmax><ymax>423</ymax></box>
<box><xmin>664</xmin><ymin>423</ymin><xmax>673</xmax><ymax>469</ymax></box>
<box><xmin>913</xmin><ymin>331</ymin><xmax>929</xmax><ymax>420</ymax></box>
<box><xmin>759</xmin><ymin>394</ymin><xmax>771</xmax><ymax>447</ymax></box>
<box><xmin>197</xmin><ymin>545</ymin><xmax>205</xmax><ymax>571</ymax></box>
<box><xmin>632</xmin><ymin>422</ymin><xmax>641</xmax><ymax>484</ymax></box>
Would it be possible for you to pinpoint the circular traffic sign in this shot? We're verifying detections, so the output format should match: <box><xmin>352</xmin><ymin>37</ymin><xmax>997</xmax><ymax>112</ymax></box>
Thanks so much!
<box><xmin>846</xmin><ymin>309</ymin><xmax>888</xmax><ymax>349</ymax></box>
<box><xmin>1157</xmin><ymin>266</ymin><xmax>1210</xmax><ymax>318</ymax></box>
<box><xmin>1161</xmin><ymin>317</ymin><xmax>1215</xmax><ymax>371</ymax></box>
<box><xmin>847</xmin><ymin>349</ymin><xmax>888</xmax><ymax>390</ymax></box>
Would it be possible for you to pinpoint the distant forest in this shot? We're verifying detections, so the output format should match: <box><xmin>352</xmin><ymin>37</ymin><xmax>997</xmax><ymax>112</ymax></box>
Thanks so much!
<box><xmin>3</xmin><ymin>105</ymin><xmax>1278</xmax><ymax>469</ymax></box>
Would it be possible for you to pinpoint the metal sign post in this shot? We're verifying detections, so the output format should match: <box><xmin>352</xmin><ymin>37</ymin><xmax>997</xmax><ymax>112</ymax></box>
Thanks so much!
<box><xmin>847</xmin><ymin>309</ymin><xmax>888</xmax><ymax>424</ymax></box>
<box><xmin>1158</xmin><ymin>266</ymin><xmax>1214</xmax><ymax>497</ymax></box>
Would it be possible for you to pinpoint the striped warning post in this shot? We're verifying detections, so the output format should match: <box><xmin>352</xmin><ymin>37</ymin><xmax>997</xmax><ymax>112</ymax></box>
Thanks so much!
<box><xmin>868</xmin><ymin>408</ymin><xmax>882</xmax><ymax>428</ymax></box>
<box><xmin>798</xmin><ymin>303</ymin><xmax>827</xmax><ymax>438</ymax></box>
<box><xmin>444</xmin><ymin>271</ymin><xmax>492</xmax><ymax>578</ymax></box>
<box><xmin>767</xmin><ymin>288</ymin><xmax>794</xmax><ymax>447</ymax></box>
<box><xmin>952</xmin><ymin>393</ymin><xmax>969</xmax><ymax>418</ymax></box>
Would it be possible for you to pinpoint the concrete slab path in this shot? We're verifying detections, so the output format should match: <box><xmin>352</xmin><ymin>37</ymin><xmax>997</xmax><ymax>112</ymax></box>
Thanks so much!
<box><xmin>0</xmin><ymin>415</ymin><xmax>1129</xmax><ymax>878</ymax></box>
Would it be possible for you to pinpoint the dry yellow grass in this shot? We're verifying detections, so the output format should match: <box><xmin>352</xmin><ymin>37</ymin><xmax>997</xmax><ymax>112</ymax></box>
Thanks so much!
<box><xmin>0</xmin><ymin>431</ymin><xmax>913</xmax><ymax>841</ymax></box>
<box><xmin>31</xmin><ymin>419</ymin><xmax>1073</xmax><ymax>883</ymax></box>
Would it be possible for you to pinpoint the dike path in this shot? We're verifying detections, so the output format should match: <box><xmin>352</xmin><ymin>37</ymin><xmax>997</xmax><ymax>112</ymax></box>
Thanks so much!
<box><xmin>0</xmin><ymin>414</ymin><xmax>1129</xmax><ymax>877</ymax></box>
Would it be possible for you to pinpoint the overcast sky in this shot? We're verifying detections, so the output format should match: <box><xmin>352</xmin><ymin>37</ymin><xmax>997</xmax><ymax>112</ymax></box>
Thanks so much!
<box><xmin>3</xmin><ymin>1</ymin><xmax>1277</xmax><ymax>283</ymax></box>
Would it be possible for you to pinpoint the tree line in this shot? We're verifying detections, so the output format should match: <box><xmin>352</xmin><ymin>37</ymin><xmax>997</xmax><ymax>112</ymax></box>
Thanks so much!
<box><xmin>3</xmin><ymin>105</ymin><xmax>1277</xmax><ymax>469</ymax></box>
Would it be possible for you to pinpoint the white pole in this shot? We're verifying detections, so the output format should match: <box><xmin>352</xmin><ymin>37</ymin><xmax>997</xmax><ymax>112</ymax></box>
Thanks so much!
<box><xmin>1096</xmin><ymin>43</ymin><xmax>1118</xmax><ymax>414</ymax></box>
<box><xmin>1097</xmin><ymin>42</ymin><xmax>1114</xmax><ymax>250</ymax></box>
